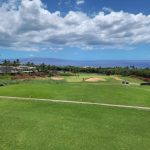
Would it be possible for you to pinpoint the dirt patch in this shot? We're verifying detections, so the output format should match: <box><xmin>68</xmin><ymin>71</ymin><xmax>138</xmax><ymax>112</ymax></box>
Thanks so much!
<box><xmin>11</xmin><ymin>72</ymin><xmax>48</xmax><ymax>80</ymax></box>
<box><xmin>11</xmin><ymin>74</ymin><xmax>35</xmax><ymax>80</ymax></box>
<box><xmin>112</xmin><ymin>76</ymin><xmax>122</xmax><ymax>81</ymax></box>
<box><xmin>138</xmin><ymin>77</ymin><xmax>150</xmax><ymax>82</ymax></box>
<box><xmin>51</xmin><ymin>77</ymin><xmax>64</xmax><ymax>81</ymax></box>
<box><xmin>85</xmin><ymin>77</ymin><xmax>106</xmax><ymax>82</ymax></box>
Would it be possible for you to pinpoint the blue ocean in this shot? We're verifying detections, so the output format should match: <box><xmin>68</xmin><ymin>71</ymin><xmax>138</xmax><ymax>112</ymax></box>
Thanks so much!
<box><xmin>18</xmin><ymin>58</ymin><xmax>150</xmax><ymax>68</ymax></box>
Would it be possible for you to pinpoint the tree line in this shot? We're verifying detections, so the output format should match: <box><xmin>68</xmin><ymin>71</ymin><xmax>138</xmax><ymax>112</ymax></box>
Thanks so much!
<box><xmin>0</xmin><ymin>59</ymin><xmax>150</xmax><ymax>78</ymax></box>
<box><xmin>36</xmin><ymin>64</ymin><xmax>150</xmax><ymax>78</ymax></box>
<box><xmin>1</xmin><ymin>59</ymin><xmax>21</xmax><ymax>67</ymax></box>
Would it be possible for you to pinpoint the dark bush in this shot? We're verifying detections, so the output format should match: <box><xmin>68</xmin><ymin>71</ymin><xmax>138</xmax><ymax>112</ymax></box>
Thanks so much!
<box><xmin>141</xmin><ymin>82</ymin><xmax>150</xmax><ymax>86</ymax></box>
<box><xmin>0</xmin><ymin>83</ymin><xmax>5</xmax><ymax>86</ymax></box>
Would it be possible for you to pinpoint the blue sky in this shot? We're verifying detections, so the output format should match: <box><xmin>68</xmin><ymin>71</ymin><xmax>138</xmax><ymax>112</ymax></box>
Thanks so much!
<box><xmin>43</xmin><ymin>0</ymin><xmax>150</xmax><ymax>15</ymax></box>
<box><xmin>0</xmin><ymin>0</ymin><xmax>150</xmax><ymax>60</ymax></box>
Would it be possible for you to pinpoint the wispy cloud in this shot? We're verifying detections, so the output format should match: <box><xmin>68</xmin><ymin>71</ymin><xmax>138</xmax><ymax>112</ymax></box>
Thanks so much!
<box><xmin>58</xmin><ymin>0</ymin><xmax>72</xmax><ymax>7</ymax></box>
<box><xmin>0</xmin><ymin>0</ymin><xmax>150</xmax><ymax>51</ymax></box>
<box><xmin>76</xmin><ymin>0</ymin><xmax>85</xmax><ymax>5</ymax></box>
<box><xmin>102</xmin><ymin>7</ymin><xmax>113</xmax><ymax>13</ymax></box>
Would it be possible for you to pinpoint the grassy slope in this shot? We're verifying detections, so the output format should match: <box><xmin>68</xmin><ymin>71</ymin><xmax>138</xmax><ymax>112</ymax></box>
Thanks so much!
<box><xmin>0</xmin><ymin>81</ymin><xmax>150</xmax><ymax>107</ymax></box>
<box><xmin>0</xmin><ymin>99</ymin><xmax>150</xmax><ymax>150</ymax></box>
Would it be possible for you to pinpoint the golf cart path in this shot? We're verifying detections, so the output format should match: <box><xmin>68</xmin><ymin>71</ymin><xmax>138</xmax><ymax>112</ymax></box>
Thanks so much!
<box><xmin>0</xmin><ymin>96</ymin><xmax>150</xmax><ymax>111</ymax></box>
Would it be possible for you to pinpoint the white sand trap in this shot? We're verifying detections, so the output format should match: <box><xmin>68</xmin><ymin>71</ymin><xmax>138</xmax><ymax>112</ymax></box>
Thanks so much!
<box><xmin>113</xmin><ymin>76</ymin><xmax>122</xmax><ymax>81</ymax></box>
<box><xmin>85</xmin><ymin>77</ymin><xmax>106</xmax><ymax>82</ymax></box>
<box><xmin>51</xmin><ymin>77</ymin><xmax>64</xmax><ymax>81</ymax></box>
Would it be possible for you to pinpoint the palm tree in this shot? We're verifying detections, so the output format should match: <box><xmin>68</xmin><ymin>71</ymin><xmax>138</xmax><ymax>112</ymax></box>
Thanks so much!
<box><xmin>12</xmin><ymin>59</ymin><xmax>20</xmax><ymax>67</ymax></box>
<box><xmin>26</xmin><ymin>62</ymin><xmax>35</xmax><ymax>67</ymax></box>
<box><xmin>2</xmin><ymin>60</ymin><xmax>11</xmax><ymax>74</ymax></box>
<box><xmin>16</xmin><ymin>59</ymin><xmax>20</xmax><ymax>66</ymax></box>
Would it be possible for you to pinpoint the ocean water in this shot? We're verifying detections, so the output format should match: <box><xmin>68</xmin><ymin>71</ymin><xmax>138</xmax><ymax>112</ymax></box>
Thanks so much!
<box><xmin>19</xmin><ymin>58</ymin><xmax>150</xmax><ymax>68</ymax></box>
<box><xmin>1</xmin><ymin>58</ymin><xmax>150</xmax><ymax>68</ymax></box>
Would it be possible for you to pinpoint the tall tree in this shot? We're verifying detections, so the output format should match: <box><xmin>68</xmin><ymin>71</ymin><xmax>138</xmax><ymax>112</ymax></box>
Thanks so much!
<box><xmin>2</xmin><ymin>59</ymin><xmax>11</xmax><ymax>74</ymax></box>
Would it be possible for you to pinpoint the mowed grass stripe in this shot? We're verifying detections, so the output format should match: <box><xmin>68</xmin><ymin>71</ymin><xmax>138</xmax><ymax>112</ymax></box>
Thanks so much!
<box><xmin>0</xmin><ymin>82</ymin><xmax>149</xmax><ymax>107</ymax></box>
<box><xmin>0</xmin><ymin>96</ymin><xmax>150</xmax><ymax>111</ymax></box>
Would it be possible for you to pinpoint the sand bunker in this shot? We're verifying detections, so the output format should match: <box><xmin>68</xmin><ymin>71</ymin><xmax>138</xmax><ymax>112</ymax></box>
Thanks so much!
<box><xmin>113</xmin><ymin>76</ymin><xmax>122</xmax><ymax>81</ymax></box>
<box><xmin>51</xmin><ymin>77</ymin><xmax>64</xmax><ymax>81</ymax></box>
<box><xmin>85</xmin><ymin>77</ymin><xmax>106</xmax><ymax>82</ymax></box>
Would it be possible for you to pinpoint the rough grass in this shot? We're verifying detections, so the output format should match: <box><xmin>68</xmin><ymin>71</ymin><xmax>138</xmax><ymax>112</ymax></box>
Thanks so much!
<box><xmin>0</xmin><ymin>99</ymin><xmax>150</xmax><ymax>150</ymax></box>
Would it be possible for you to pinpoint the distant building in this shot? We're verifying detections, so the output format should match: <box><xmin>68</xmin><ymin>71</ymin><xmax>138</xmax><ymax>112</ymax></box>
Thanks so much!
<box><xmin>0</xmin><ymin>66</ymin><xmax>17</xmax><ymax>74</ymax></box>
<box><xmin>0</xmin><ymin>66</ymin><xmax>37</xmax><ymax>74</ymax></box>
<box><xmin>15</xmin><ymin>66</ymin><xmax>37</xmax><ymax>73</ymax></box>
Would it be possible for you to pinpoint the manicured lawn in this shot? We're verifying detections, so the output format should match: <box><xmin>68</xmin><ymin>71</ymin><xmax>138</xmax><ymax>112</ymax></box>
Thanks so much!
<box><xmin>0</xmin><ymin>99</ymin><xmax>150</xmax><ymax>150</ymax></box>
<box><xmin>0</xmin><ymin>81</ymin><xmax>150</xmax><ymax>107</ymax></box>
<box><xmin>0</xmin><ymin>75</ymin><xmax>149</xmax><ymax>150</ymax></box>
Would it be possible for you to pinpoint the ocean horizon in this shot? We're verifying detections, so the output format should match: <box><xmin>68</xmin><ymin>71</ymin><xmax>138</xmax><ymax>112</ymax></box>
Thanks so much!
<box><xmin>2</xmin><ymin>58</ymin><xmax>149</xmax><ymax>68</ymax></box>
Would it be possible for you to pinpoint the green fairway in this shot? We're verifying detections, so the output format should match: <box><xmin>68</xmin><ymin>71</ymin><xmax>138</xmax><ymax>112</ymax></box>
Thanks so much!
<box><xmin>0</xmin><ymin>80</ymin><xmax>150</xmax><ymax>107</ymax></box>
<box><xmin>0</xmin><ymin>99</ymin><xmax>150</xmax><ymax>150</ymax></box>
<box><xmin>0</xmin><ymin>74</ymin><xmax>150</xmax><ymax>150</ymax></box>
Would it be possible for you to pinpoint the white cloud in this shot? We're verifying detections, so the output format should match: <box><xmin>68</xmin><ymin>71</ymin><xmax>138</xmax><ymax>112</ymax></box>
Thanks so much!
<box><xmin>0</xmin><ymin>0</ymin><xmax>150</xmax><ymax>51</ymax></box>
<box><xmin>76</xmin><ymin>0</ymin><xmax>85</xmax><ymax>5</ymax></box>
